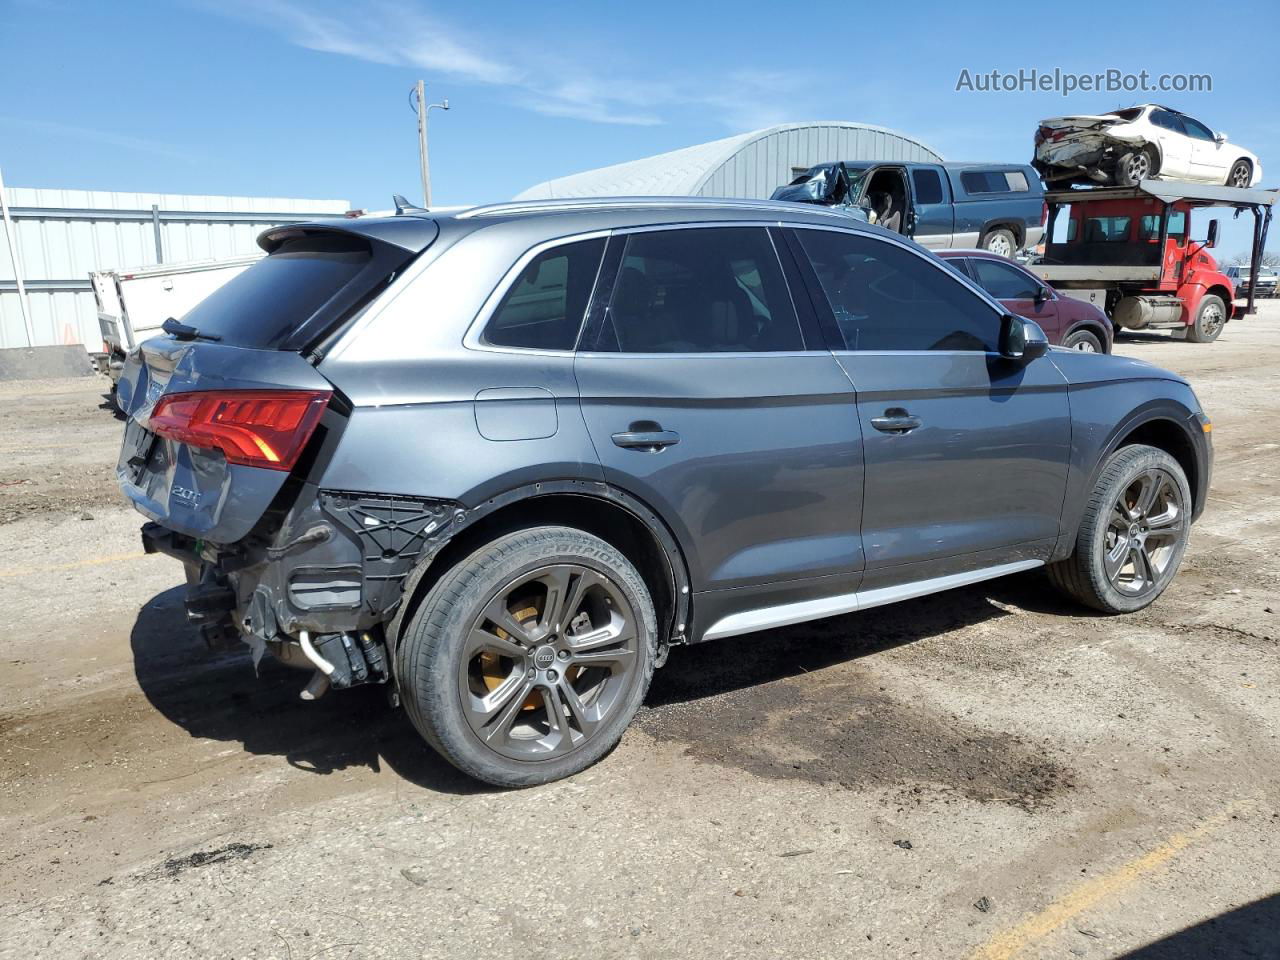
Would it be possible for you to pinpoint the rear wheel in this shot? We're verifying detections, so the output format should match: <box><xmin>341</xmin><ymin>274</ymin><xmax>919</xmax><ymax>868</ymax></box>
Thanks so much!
<box><xmin>1048</xmin><ymin>445</ymin><xmax>1191</xmax><ymax>613</ymax></box>
<box><xmin>1114</xmin><ymin>146</ymin><xmax>1158</xmax><ymax>186</ymax></box>
<box><xmin>1226</xmin><ymin>159</ymin><xmax>1252</xmax><ymax>188</ymax></box>
<box><xmin>397</xmin><ymin>526</ymin><xmax>657</xmax><ymax>787</ymax></box>
<box><xmin>1188</xmin><ymin>294</ymin><xmax>1226</xmax><ymax>343</ymax></box>
<box><xmin>1062</xmin><ymin>329</ymin><xmax>1104</xmax><ymax>353</ymax></box>
<box><xmin>980</xmin><ymin>228</ymin><xmax>1017</xmax><ymax>258</ymax></box>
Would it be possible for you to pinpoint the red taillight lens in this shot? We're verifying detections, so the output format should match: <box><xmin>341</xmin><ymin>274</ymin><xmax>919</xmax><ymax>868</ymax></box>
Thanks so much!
<box><xmin>150</xmin><ymin>389</ymin><xmax>331</xmax><ymax>471</ymax></box>
<box><xmin>1041</xmin><ymin>202</ymin><xmax>1049</xmax><ymax>226</ymax></box>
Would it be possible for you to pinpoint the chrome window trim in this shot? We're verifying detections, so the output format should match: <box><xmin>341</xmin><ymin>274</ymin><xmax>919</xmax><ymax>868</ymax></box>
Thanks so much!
<box><xmin>701</xmin><ymin>559</ymin><xmax>1044</xmax><ymax>642</ymax></box>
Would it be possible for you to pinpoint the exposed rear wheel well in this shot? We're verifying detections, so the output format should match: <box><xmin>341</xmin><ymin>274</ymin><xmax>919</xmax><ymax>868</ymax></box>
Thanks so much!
<box><xmin>395</xmin><ymin>492</ymin><xmax>679</xmax><ymax>647</ymax></box>
<box><xmin>982</xmin><ymin>221</ymin><xmax>1024</xmax><ymax>248</ymax></box>
<box><xmin>1114</xmin><ymin>419</ymin><xmax>1198</xmax><ymax>511</ymax></box>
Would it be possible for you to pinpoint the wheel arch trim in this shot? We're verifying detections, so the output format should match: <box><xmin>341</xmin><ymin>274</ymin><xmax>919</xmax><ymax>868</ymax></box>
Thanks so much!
<box><xmin>387</xmin><ymin>479</ymin><xmax>693</xmax><ymax>654</ymax></box>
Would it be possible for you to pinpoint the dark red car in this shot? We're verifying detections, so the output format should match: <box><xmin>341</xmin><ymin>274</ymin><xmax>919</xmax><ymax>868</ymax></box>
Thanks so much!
<box><xmin>937</xmin><ymin>249</ymin><xmax>1113</xmax><ymax>353</ymax></box>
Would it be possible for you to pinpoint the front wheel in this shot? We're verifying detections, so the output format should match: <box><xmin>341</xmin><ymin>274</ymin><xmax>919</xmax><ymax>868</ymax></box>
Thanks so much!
<box><xmin>1062</xmin><ymin>329</ymin><xmax>1104</xmax><ymax>353</ymax></box>
<box><xmin>1188</xmin><ymin>294</ymin><xmax>1226</xmax><ymax>343</ymax></box>
<box><xmin>397</xmin><ymin>526</ymin><xmax>657</xmax><ymax>787</ymax></box>
<box><xmin>1226</xmin><ymin>159</ymin><xmax>1252</xmax><ymax>188</ymax></box>
<box><xmin>1047</xmin><ymin>445</ymin><xmax>1192</xmax><ymax>613</ymax></box>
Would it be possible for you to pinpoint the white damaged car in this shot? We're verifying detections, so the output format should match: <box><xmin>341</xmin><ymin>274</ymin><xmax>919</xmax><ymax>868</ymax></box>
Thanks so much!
<box><xmin>1033</xmin><ymin>104</ymin><xmax>1261</xmax><ymax>188</ymax></box>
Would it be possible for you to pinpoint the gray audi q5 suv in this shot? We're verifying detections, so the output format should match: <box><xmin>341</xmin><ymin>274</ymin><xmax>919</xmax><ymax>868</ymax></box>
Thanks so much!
<box><xmin>116</xmin><ymin>197</ymin><xmax>1212</xmax><ymax>786</ymax></box>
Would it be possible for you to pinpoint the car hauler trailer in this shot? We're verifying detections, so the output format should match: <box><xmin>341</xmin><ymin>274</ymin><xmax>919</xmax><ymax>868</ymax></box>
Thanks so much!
<box><xmin>1030</xmin><ymin>180</ymin><xmax>1275</xmax><ymax>342</ymax></box>
<box><xmin>91</xmin><ymin>254</ymin><xmax>263</xmax><ymax>384</ymax></box>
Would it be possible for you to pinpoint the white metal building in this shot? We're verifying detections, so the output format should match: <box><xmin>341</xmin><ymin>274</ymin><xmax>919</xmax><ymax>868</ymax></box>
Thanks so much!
<box><xmin>515</xmin><ymin>121</ymin><xmax>943</xmax><ymax>201</ymax></box>
<box><xmin>0</xmin><ymin>188</ymin><xmax>348</xmax><ymax>349</ymax></box>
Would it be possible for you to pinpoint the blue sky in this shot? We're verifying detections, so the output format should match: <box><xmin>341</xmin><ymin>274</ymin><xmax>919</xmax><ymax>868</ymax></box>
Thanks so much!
<box><xmin>2</xmin><ymin>0</ymin><xmax>1275</xmax><ymax>254</ymax></box>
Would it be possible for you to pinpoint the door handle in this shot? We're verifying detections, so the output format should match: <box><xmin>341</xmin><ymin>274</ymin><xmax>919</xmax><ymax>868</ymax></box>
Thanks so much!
<box><xmin>611</xmin><ymin>427</ymin><xmax>680</xmax><ymax>451</ymax></box>
<box><xmin>870</xmin><ymin>408</ymin><xmax>922</xmax><ymax>434</ymax></box>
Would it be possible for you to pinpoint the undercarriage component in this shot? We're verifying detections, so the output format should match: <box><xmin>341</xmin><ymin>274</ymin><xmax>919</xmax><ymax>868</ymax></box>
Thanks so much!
<box><xmin>296</xmin><ymin>628</ymin><xmax>390</xmax><ymax>698</ymax></box>
<box><xmin>1114</xmin><ymin>295</ymin><xmax>1184</xmax><ymax>330</ymax></box>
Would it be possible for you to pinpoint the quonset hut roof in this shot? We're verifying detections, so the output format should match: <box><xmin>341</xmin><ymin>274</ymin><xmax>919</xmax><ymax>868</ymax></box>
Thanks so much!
<box><xmin>514</xmin><ymin>121</ymin><xmax>943</xmax><ymax>201</ymax></box>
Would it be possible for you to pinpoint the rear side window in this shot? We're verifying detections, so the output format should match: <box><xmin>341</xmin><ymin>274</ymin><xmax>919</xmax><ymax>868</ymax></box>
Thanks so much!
<box><xmin>482</xmin><ymin>238</ymin><xmax>605</xmax><ymax>350</ymax></box>
<box><xmin>1081</xmin><ymin>216</ymin><xmax>1132</xmax><ymax>242</ymax></box>
<box><xmin>970</xmin><ymin>258</ymin><xmax>1041</xmax><ymax>300</ymax></box>
<box><xmin>1151</xmin><ymin>109</ymin><xmax>1185</xmax><ymax>134</ymax></box>
<box><xmin>912</xmin><ymin>169</ymin><xmax>944</xmax><ymax>205</ymax></box>
<box><xmin>960</xmin><ymin>170</ymin><xmax>1028</xmax><ymax>194</ymax></box>
<box><xmin>178</xmin><ymin>235</ymin><xmax>372</xmax><ymax>348</ymax></box>
<box><xmin>597</xmin><ymin>228</ymin><xmax>803</xmax><ymax>353</ymax></box>
<box><xmin>796</xmin><ymin>230</ymin><xmax>1001</xmax><ymax>352</ymax></box>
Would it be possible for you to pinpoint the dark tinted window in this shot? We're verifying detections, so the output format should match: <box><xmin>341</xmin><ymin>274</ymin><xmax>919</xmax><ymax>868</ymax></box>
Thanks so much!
<box><xmin>598</xmin><ymin>228</ymin><xmax>803</xmax><ymax>353</ymax></box>
<box><xmin>959</xmin><ymin>170</ymin><xmax>1030</xmax><ymax>195</ymax></box>
<box><xmin>970</xmin><ymin>258</ymin><xmax>1041</xmax><ymax>300</ymax></box>
<box><xmin>1180</xmin><ymin>114</ymin><xmax>1214</xmax><ymax>141</ymax></box>
<box><xmin>1106</xmin><ymin>108</ymin><xmax>1144</xmax><ymax>121</ymax></box>
<box><xmin>1139</xmin><ymin>211</ymin><xmax>1187</xmax><ymax>240</ymax></box>
<box><xmin>796</xmin><ymin>230</ymin><xmax>1001</xmax><ymax>352</ymax></box>
<box><xmin>483</xmin><ymin>238</ymin><xmax>604</xmax><ymax>350</ymax></box>
<box><xmin>1082</xmin><ymin>216</ymin><xmax>1132</xmax><ymax>242</ymax></box>
<box><xmin>178</xmin><ymin>235</ymin><xmax>371</xmax><ymax>348</ymax></box>
<box><xmin>1151</xmin><ymin>109</ymin><xmax>1185</xmax><ymax>134</ymax></box>
<box><xmin>912</xmin><ymin>168</ymin><xmax>944</xmax><ymax>205</ymax></box>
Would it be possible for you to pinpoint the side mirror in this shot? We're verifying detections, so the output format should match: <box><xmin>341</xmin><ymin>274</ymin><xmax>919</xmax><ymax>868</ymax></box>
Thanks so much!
<box><xmin>1216</xmin><ymin>131</ymin><xmax>1229</xmax><ymax>143</ymax></box>
<box><xmin>1000</xmin><ymin>313</ymin><xmax>1049</xmax><ymax>362</ymax></box>
<box><xmin>1033</xmin><ymin>285</ymin><xmax>1049</xmax><ymax>306</ymax></box>
<box><xmin>1206</xmin><ymin>219</ymin><xmax>1220</xmax><ymax>249</ymax></box>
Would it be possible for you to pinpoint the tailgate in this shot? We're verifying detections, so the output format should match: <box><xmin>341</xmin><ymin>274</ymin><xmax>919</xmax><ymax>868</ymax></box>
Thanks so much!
<box><xmin>116</xmin><ymin>340</ymin><xmax>336</xmax><ymax>544</ymax></box>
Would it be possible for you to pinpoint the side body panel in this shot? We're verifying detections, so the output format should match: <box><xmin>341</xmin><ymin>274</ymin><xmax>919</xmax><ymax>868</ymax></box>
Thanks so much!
<box><xmin>907</xmin><ymin>164</ymin><xmax>955</xmax><ymax>249</ymax></box>
<box><xmin>836</xmin><ymin>350</ymin><xmax>1072</xmax><ymax>585</ymax></box>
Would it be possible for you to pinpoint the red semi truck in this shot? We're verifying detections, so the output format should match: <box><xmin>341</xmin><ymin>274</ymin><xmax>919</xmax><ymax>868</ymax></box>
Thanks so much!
<box><xmin>1031</xmin><ymin>180</ymin><xmax>1275</xmax><ymax>343</ymax></box>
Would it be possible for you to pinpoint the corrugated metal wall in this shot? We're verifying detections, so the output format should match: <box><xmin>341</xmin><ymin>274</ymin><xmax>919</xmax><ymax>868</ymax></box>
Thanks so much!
<box><xmin>0</xmin><ymin>187</ymin><xmax>349</xmax><ymax>349</ymax></box>
<box><xmin>697</xmin><ymin>124</ymin><xmax>943</xmax><ymax>199</ymax></box>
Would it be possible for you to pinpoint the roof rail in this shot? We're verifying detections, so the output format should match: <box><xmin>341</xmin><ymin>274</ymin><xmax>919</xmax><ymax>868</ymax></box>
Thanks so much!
<box><xmin>456</xmin><ymin>195</ymin><xmax>861</xmax><ymax>221</ymax></box>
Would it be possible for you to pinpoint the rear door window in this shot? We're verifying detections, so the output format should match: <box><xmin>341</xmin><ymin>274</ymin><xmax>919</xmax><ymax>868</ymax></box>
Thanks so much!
<box><xmin>970</xmin><ymin>258</ymin><xmax>1041</xmax><ymax>300</ymax></box>
<box><xmin>596</xmin><ymin>227</ymin><xmax>803</xmax><ymax>353</ymax></box>
<box><xmin>795</xmin><ymin>229</ymin><xmax>1002</xmax><ymax>352</ymax></box>
<box><xmin>911</xmin><ymin>169</ymin><xmax>944</xmax><ymax>204</ymax></box>
<box><xmin>482</xmin><ymin>238</ymin><xmax>605</xmax><ymax>350</ymax></box>
<box><xmin>177</xmin><ymin>235</ymin><xmax>373</xmax><ymax>348</ymax></box>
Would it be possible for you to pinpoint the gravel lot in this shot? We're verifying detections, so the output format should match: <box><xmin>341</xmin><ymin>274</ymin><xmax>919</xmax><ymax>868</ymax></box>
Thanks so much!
<box><xmin>2</xmin><ymin>305</ymin><xmax>1278</xmax><ymax>960</ymax></box>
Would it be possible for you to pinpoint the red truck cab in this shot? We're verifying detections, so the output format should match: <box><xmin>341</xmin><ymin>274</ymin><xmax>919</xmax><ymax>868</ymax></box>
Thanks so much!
<box><xmin>1032</xmin><ymin>182</ymin><xmax>1274</xmax><ymax>344</ymax></box>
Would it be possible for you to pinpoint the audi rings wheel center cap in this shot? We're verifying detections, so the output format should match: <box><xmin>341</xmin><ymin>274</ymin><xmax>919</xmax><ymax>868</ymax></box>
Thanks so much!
<box><xmin>533</xmin><ymin>645</ymin><xmax>557</xmax><ymax>670</ymax></box>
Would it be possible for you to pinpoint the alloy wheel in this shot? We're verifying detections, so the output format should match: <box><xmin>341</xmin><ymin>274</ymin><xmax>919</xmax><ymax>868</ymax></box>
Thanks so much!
<box><xmin>1125</xmin><ymin>152</ymin><xmax>1150</xmax><ymax>182</ymax></box>
<box><xmin>1102</xmin><ymin>468</ymin><xmax>1185</xmax><ymax>597</ymax></box>
<box><xmin>1229</xmin><ymin>163</ymin><xmax>1251</xmax><ymax>187</ymax></box>
<box><xmin>458</xmin><ymin>564</ymin><xmax>639</xmax><ymax>761</ymax></box>
<box><xmin>1072</xmin><ymin>339</ymin><xmax>1098</xmax><ymax>352</ymax></box>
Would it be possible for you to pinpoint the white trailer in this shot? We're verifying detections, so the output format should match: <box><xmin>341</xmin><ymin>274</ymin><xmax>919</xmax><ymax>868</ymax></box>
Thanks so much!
<box><xmin>91</xmin><ymin>255</ymin><xmax>262</xmax><ymax>382</ymax></box>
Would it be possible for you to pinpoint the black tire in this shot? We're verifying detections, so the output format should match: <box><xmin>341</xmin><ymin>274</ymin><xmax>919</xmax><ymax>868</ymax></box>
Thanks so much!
<box><xmin>1048</xmin><ymin>445</ymin><xmax>1192</xmax><ymax>614</ymax></box>
<box><xmin>980</xmin><ymin>227</ymin><xmax>1017</xmax><ymax>258</ymax></box>
<box><xmin>1062</xmin><ymin>329</ymin><xmax>1105</xmax><ymax>353</ymax></box>
<box><xmin>1226</xmin><ymin>159</ymin><xmax>1252</xmax><ymax>188</ymax></box>
<box><xmin>397</xmin><ymin>525</ymin><xmax>657</xmax><ymax>787</ymax></box>
<box><xmin>1113</xmin><ymin>146</ymin><xmax>1158</xmax><ymax>186</ymax></box>
<box><xmin>1188</xmin><ymin>294</ymin><xmax>1226</xmax><ymax>343</ymax></box>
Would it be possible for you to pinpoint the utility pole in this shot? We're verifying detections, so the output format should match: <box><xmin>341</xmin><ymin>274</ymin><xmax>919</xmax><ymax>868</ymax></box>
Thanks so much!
<box><xmin>412</xmin><ymin>80</ymin><xmax>449</xmax><ymax>208</ymax></box>
<box><xmin>0</xmin><ymin>165</ymin><xmax>35</xmax><ymax>347</ymax></box>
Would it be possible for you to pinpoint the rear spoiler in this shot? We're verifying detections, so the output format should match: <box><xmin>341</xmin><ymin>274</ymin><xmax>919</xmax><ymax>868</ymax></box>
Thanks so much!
<box><xmin>258</xmin><ymin>216</ymin><xmax>440</xmax><ymax>255</ymax></box>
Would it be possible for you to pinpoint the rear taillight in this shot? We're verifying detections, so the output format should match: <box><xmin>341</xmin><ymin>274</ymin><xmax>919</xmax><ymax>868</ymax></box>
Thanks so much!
<box><xmin>1035</xmin><ymin>125</ymin><xmax>1053</xmax><ymax>144</ymax></box>
<box><xmin>150</xmin><ymin>389</ymin><xmax>331</xmax><ymax>471</ymax></box>
<box><xmin>1041</xmin><ymin>202</ymin><xmax>1048</xmax><ymax>226</ymax></box>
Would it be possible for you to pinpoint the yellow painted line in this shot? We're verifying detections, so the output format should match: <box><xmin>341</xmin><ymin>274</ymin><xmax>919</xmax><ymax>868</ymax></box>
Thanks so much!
<box><xmin>0</xmin><ymin>551</ymin><xmax>145</xmax><ymax>579</ymax></box>
<box><xmin>968</xmin><ymin>804</ymin><xmax>1245</xmax><ymax>960</ymax></box>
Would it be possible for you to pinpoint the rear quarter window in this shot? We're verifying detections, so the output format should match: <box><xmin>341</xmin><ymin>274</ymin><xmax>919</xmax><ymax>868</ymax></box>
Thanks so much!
<box><xmin>960</xmin><ymin>170</ymin><xmax>1031</xmax><ymax>194</ymax></box>
<box><xmin>177</xmin><ymin>235</ymin><xmax>373</xmax><ymax>348</ymax></box>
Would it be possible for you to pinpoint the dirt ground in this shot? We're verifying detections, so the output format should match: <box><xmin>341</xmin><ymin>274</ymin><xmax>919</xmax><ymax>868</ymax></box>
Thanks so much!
<box><xmin>2</xmin><ymin>305</ymin><xmax>1279</xmax><ymax>960</ymax></box>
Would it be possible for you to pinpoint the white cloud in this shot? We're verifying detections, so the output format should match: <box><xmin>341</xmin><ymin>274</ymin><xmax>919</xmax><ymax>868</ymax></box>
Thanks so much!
<box><xmin>0</xmin><ymin>116</ymin><xmax>195</xmax><ymax>162</ymax></box>
<box><xmin>215</xmin><ymin>0</ymin><xmax>815</xmax><ymax>129</ymax></box>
